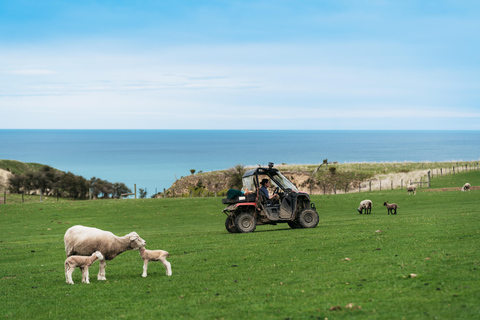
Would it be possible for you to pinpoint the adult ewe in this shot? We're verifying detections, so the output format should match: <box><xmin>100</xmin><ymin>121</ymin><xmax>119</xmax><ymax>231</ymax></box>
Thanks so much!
<box><xmin>461</xmin><ymin>183</ymin><xmax>471</xmax><ymax>192</ymax></box>
<box><xmin>383</xmin><ymin>201</ymin><xmax>399</xmax><ymax>215</ymax></box>
<box><xmin>64</xmin><ymin>225</ymin><xmax>146</xmax><ymax>281</ymax></box>
<box><xmin>357</xmin><ymin>199</ymin><xmax>372</xmax><ymax>214</ymax></box>
<box><xmin>407</xmin><ymin>185</ymin><xmax>416</xmax><ymax>195</ymax></box>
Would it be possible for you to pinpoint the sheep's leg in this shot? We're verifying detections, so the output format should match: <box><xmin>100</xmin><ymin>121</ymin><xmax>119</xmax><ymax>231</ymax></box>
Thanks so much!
<box><xmin>160</xmin><ymin>258</ymin><xmax>172</xmax><ymax>276</ymax></box>
<box><xmin>65</xmin><ymin>265</ymin><xmax>74</xmax><ymax>284</ymax></box>
<box><xmin>142</xmin><ymin>260</ymin><xmax>149</xmax><ymax>278</ymax></box>
<box><xmin>98</xmin><ymin>259</ymin><xmax>107</xmax><ymax>281</ymax></box>
<box><xmin>82</xmin><ymin>267</ymin><xmax>90</xmax><ymax>284</ymax></box>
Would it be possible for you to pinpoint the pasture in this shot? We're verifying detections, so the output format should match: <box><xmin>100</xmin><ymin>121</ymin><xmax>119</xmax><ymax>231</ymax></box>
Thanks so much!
<box><xmin>1</xmin><ymin>171</ymin><xmax>479</xmax><ymax>319</ymax></box>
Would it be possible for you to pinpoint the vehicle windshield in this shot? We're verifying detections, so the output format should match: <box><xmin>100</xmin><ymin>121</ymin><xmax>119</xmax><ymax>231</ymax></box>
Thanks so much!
<box><xmin>242</xmin><ymin>171</ymin><xmax>299</xmax><ymax>193</ymax></box>
<box><xmin>270</xmin><ymin>171</ymin><xmax>299</xmax><ymax>192</ymax></box>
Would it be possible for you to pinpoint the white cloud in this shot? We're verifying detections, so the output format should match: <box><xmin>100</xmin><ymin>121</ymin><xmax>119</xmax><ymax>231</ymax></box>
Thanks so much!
<box><xmin>5</xmin><ymin>69</ymin><xmax>57</xmax><ymax>75</ymax></box>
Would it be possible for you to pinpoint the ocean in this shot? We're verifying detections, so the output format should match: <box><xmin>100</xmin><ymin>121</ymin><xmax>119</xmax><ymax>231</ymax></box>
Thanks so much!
<box><xmin>1</xmin><ymin>130</ymin><xmax>479</xmax><ymax>197</ymax></box>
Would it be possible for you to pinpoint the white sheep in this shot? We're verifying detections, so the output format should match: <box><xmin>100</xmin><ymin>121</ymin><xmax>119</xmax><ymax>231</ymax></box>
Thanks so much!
<box><xmin>407</xmin><ymin>185</ymin><xmax>416</xmax><ymax>195</ymax></box>
<box><xmin>357</xmin><ymin>199</ymin><xmax>372</xmax><ymax>214</ymax></box>
<box><xmin>65</xmin><ymin>251</ymin><xmax>104</xmax><ymax>284</ymax></box>
<box><xmin>461</xmin><ymin>183</ymin><xmax>471</xmax><ymax>192</ymax></box>
<box><xmin>64</xmin><ymin>225</ymin><xmax>146</xmax><ymax>281</ymax></box>
<box><xmin>138</xmin><ymin>247</ymin><xmax>172</xmax><ymax>278</ymax></box>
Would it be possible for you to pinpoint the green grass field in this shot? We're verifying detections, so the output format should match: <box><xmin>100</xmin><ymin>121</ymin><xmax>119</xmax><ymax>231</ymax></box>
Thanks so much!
<box><xmin>1</xmin><ymin>171</ymin><xmax>479</xmax><ymax>319</ymax></box>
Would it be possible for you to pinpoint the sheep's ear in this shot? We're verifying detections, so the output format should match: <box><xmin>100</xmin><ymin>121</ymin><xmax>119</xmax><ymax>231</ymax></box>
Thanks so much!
<box><xmin>130</xmin><ymin>236</ymin><xmax>138</xmax><ymax>241</ymax></box>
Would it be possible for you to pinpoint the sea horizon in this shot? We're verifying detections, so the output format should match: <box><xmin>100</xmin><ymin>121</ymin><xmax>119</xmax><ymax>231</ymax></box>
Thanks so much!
<box><xmin>1</xmin><ymin>129</ymin><xmax>479</xmax><ymax>197</ymax></box>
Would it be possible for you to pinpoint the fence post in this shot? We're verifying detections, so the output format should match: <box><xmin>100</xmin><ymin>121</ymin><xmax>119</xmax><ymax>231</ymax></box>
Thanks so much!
<box><xmin>369</xmin><ymin>181</ymin><xmax>371</xmax><ymax>192</ymax></box>
<box><xmin>401</xmin><ymin>179</ymin><xmax>403</xmax><ymax>190</ymax></box>
<box><xmin>380</xmin><ymin>180</ymin><xmax>382</xmax><ymax>191</ymax></box>
<box><xmin>391</xmin><ymin>180</ymin><xmax>393</xmax><ymax>190</ymax></box>
<box><xmin>428</xmin><ymin>171</ymin><xmax>431</xmax><ymax>188</ymax></box>
<box><xmin>453</xmin><ymin>167</ymin><xmax>455</xmax><ymax>175</ymax></box>
<box><xmin>334</xmin><ymin>184</ymin><xmax>336</xmax><ymax>195</ymax></box>
<box><xmin>4</xmin><ymin>191</ymin><xmax>6</xmax><ymax>204</ymax></box>
<box><xmin>359</xmin><ymin>182</ymin><xmax>361</xmax><ymax>193</ymax></box>
<box><xmin>323</xmin><ymin>184</ymin><xmax>326</xmax><ymax>195</ymax></box>
<box><xmin>345</xmin><ymin>183</ymin><xmax>348</xmax><ymax>194</ymax></box>
<box><xmin>441</xmin><ymin>168</ymin><xmax>443</xmax><ymax>176</ymax></box>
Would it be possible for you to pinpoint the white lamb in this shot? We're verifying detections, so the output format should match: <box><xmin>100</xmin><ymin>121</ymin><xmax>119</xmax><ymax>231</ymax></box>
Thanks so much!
<box><xmin>407</xmin><ymin>185</ymin><xmax>416</xmax><ymax>195</ymax></box>
<box><xmin>461</xmin><ymin>183</ymin><xmax>471</xmax><ymax>192</ymax></box>
<box><xmin>64</xmin><ymin>225</ymin><xmax>146</xmax><ymax>281</ymax></box>
<box><xmin>138</xmin><ymin>246</ymin><xmax>172</xmax><ymax>278</ymax></box>
<box><xmin>65</xmin><ymin>251</ymin><xmax>104</xmax><ymax>284</ymax></box>
<box><xmin>357</xmin><ymin>199</ymin><xmax>372</xmax><ymax>214</ymax></box>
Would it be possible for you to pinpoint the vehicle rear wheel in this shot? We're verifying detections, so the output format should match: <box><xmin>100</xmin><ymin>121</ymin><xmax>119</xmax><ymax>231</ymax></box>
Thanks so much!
<box><xmin>297</xmin><ymin>208</ymin><xmax>319</xmax><ymax>228</ymax></box>
<box><xmin>235</xmin><ymin>212</ymin><xmax>257</xmax><ymax>233</ymax></box>
<box><xmin>225</xmin><ymin>216</ymin><xmax>238</xmax><ymax>233</ymax></box>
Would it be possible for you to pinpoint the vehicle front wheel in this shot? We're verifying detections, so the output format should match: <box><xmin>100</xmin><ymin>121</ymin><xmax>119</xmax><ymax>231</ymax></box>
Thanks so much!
<box><xmin>297</xmin><ymin>209</ymin><xmax>319</xmax><ymax>228</ymax></box>
<box><xmin>225</xmin><ymin>216</ymin><xmax>238</xmax><ymax>233</ymax></box>
<box><xmin>235</xmin><ymin>212</ymin><xmax>257</xmax><ymax>233</ymax></box>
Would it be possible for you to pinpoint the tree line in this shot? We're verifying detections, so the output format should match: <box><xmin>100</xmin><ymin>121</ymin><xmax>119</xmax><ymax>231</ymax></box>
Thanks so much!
<box><xmin>7</xmin><ymin>165</ymin><xmax>131</xmax><ymax>200</ymax></box>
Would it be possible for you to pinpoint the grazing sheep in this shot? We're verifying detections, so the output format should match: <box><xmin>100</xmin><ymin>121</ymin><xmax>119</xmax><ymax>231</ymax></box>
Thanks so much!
<box><xmin>138</xmin><ymin>247</ymin><xmax>172</xmax><ymax>278</ymax></box>
<box><xmin>64</xmin><ymin>225</ymin><xmax>146</xmax><ymax>281</ymax></box>
<box><xmin>65</xmin><ymin>251</ymin><xmax>104</xmax><ymax>284</ymax></box>
<box><xmin>461</xmin><ymin>183</ymin><xmax>471</xmax><ymax>192</ymax></box>
<box><xmin>383</xmin><ymin>201</ymin><xmax>399</xmax><ymax>215</ymax></box>
<box><xmin>407</xmin><ymin>185</ymin><xmax>416</xmax><ymax>195</ymax></box>
<box><xmin>357</xmin><ymin>199</ymin><xmax>372</xmax><ymax>214</ymax></box>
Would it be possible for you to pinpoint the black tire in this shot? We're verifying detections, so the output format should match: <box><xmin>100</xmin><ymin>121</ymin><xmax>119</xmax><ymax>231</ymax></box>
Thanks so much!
<box><xmin>288</xmin><ymin>221</ymin><xmax>301</xmax><ymax>229</ymax></box>
<box><xmin>225</xmin><ymin>216</ymin><xmax>238</xmax><ymax>233</ymax></box>
<box><xmin>234</xmin><ymin>212</ymin><xmax>257</xmax><ymax>233</ymax></box>
<box><xmin>297</xmin><ymin>208</ymin><xmax>319</xmax><ymax>228</ymax></box>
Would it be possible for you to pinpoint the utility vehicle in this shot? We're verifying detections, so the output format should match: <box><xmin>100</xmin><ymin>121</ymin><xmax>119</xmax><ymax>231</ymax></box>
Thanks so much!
<box><xmin>222</xmin><ymin>162</ymin><xmax>319</xmax><ymax>233</ymax></box>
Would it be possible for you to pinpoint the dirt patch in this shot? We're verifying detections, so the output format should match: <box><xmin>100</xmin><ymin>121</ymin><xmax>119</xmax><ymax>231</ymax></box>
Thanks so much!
<box><xmin>422</xmin><ymin>186</ymin><xmax>479</xmax><ymax>192</ymax></box>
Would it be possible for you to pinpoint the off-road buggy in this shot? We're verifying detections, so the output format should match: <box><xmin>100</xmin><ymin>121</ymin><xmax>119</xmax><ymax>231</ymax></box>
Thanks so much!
<box><xmin>222</xmin><ymin>162</ymin><xmax>319</xmax><ymax>233</ymax></box>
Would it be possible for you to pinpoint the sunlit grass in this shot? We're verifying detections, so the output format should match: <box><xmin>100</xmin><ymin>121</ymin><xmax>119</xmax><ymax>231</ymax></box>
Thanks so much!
<box><xmin>1</xmin><ymin>171</ymin><xmax>479</xmax><ymax>319</ymax></box>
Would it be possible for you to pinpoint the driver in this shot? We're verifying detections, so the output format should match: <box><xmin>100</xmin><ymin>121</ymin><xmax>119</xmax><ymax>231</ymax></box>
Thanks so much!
<box><xmin>260</xmin><ymin>179</ymin><xmax>280</xmax><ymax>202</ymax></box>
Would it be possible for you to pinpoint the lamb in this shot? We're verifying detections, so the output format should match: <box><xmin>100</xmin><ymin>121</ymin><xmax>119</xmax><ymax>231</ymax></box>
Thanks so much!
<box><xmin>383</xmin><ymin>201</ymin><xmax>399</xmax><ymax>215</ymax></box>
<box><xmin>357</xmin><ymin>199</ymin><xmax>372</xmax><ymax>214</ymax></box>
<box><xmin>64</xmin><ymin>225</ymin><xmax>146</xmax><ymax>281</ymax></box>
<box><xmin>407</xmin><ymin>185</ymin><xmax>416</xmax><ymax>195</ymax></box>
<box><xmin>138</xmin><ymin>246</ymin><xmax>172</xmax><ymax>278</ymax></box>
<box><xmin>65</xmin><ymin>251</ymin><xmax>104</xmax><ymax>284</ymax></box>
<box><xmin>461</xmin><ymin>183</ymin><xmax>471</xmax><ymax>192</ymax></box>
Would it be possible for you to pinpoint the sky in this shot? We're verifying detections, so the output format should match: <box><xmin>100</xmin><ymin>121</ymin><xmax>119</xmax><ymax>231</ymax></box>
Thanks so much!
<box><xmin>1</xmin><ymin>0</ymin><xmax>480</xmax><ymax>130</ymax></box>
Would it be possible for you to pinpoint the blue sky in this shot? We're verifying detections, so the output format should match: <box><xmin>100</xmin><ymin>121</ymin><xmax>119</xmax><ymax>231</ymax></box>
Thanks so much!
<box><xmin>1</xmin><ymin>0</ymin><xmax>480</xmax><ymax>129</ymax></box>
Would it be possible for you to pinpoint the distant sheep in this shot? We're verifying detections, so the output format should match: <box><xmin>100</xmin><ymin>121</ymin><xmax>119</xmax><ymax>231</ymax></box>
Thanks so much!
<box><xmin>357</xmin><ymin>199</ymin><xmax>372</xmax><ymax>214</ymax></box>
<box><xmin>407</xmin><ymin>185</ymin><xmax>416</xmax><ymax>195</ymax></box>
<box><xmin>461</xmin><ymin>183</ymin><xmax>471</xmax><ymax>192</ymax></box>
<box><xmin>65</xmin><ymin>251</ymin><xmax>104</xmax><ymax>284</ymax></box>
<box><xmin>138</xmin><ymin>247</ymin><xmax>172</xmax><ymax>278</ymax></box>
<box><xmin>383</xmin><ymin>201</ymin><xmax>399</xmax><ymax>215</ymax></box>
<box><xmin>64</xmin><ymin>225</ymin><xmax>146</xmax><ymax>281</ymax></box>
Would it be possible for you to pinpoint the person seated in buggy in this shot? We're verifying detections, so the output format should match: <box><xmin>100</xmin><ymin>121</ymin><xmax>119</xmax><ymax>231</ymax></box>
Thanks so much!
<box><xmin>259</xmin><ymin>178</ymin><xmax>280</xmax><ymax>203</ymax></box>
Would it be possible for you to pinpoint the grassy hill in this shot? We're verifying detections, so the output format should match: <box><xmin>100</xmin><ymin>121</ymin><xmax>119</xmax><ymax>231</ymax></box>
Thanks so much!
<box><xmin>0</xmin><ymin>159</ymin><xmax>48</xmax><ymax>175</ymax></box>
<box><xmin>0</xmin><ymin>170</ymin><xmax>479</xmax><ymax>319</ymax></box>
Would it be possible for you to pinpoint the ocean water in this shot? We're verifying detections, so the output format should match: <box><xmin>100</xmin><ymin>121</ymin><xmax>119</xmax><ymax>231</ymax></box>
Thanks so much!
<box><xmin>1</xmin><ymin>130</ymin><xmax>479</xmax><ymax>197</ymax></box>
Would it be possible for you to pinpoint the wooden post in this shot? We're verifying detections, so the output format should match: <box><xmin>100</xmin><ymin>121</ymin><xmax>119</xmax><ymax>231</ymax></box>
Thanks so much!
<box><xmin>379</xmin><ymin>180</ymin><xmax>382</xmax><ymax>191</ymax></box>
<box><xmin>163</xmin><ymin>188</ymin><xmax>166</xmax><ymax>198</ymax></box>
<box><xmin>334</xmin><ymin>184</ymin><xmax>336</xmax><ymax>195</ymax></box>
<box><xmin>369</xmin><ymin>181</ymin><xmax>371</xmax><ymax>192</ymax></box>
<box><xmin>401</xmin><ymin>179</ymin><xmax>403</xmax><ymax>189</ymax></box>
<box><xmin>428</xmin><ymin>171</ymin><xmax>431</xmax><ymax>188</ymax></box>
<box><xmin>441</xmin><ymin>168</ymin><xmax>443</xmax><ymax>176</ymax></box>
<box><xmin>359</xmin><ymin>182</ymin><xmax>361</xmax><ymax>193</ymax></box>
<box><xmin>391</xmin><ymin>180</ymin><xmax>393</xmax><ymax>190</ymax></box>
<box><xmin>453</xmin><ymin>167</ymin><xmax>455</xmax><ymax>175</ymax></box>
<box><xmin>134</xmin><ymin>184</ymin><xmax>137</xmax><ymax>199</ymax></box>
